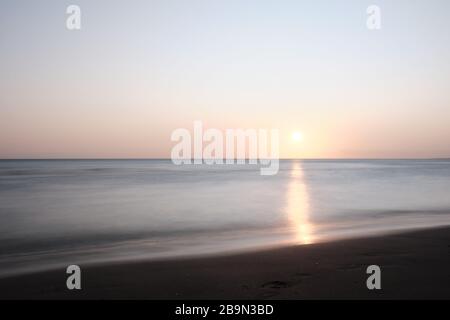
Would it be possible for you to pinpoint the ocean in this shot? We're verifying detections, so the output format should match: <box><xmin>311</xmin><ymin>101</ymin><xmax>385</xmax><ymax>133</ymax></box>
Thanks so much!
<box><xmin>1</xmin><ymin>159</ymin><xmax>450</xmax><ymax>276</ymax></box>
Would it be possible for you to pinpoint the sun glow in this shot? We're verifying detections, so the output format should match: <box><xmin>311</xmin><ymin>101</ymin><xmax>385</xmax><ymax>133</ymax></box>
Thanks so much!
<box><xmin>291</xmin><ymin>131</ymin><xmax>303</xmax><ymax>142</ymax></box>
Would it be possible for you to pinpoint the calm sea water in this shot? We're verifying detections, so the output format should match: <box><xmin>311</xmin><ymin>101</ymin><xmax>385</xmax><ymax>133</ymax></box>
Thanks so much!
<box><xmin>1</xmin><ymin>159</ymin><xmax>450</xmax><ymax>276</ymax></box>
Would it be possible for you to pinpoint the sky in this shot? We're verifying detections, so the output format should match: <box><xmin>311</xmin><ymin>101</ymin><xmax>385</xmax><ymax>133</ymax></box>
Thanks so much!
<box><xmin>1</xmin><ymin>0</ymin><xmax>449</xmax><ymax>159</ymax></box>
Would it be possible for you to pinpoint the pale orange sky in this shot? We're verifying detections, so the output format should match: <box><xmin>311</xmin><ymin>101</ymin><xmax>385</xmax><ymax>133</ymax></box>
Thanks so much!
<box><xmin>1</xmin><ymin>0</ymin><xmax>450</xmax><ymax>159</ymax></box>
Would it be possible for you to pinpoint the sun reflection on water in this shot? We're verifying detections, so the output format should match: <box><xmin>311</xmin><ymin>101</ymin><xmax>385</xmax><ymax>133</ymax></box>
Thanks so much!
<box><xmin>285</xmin><ymin>161</ymin><xmax>315</xmax><ymax>244</ymax></box>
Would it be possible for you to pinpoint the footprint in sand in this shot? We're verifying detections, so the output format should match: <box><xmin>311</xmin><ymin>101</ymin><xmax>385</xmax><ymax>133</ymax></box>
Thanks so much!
<box><xmin>261</xmin><ymin>280</ymin><xmax>291</xmax><ymax>289</ymax></box>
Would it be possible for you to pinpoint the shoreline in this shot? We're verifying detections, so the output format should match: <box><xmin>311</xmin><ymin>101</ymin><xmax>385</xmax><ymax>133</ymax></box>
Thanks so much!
<box><xmin>0</xmin><ymin>226</ymin><xmax>449</xmax><ymax>299</ymax></box>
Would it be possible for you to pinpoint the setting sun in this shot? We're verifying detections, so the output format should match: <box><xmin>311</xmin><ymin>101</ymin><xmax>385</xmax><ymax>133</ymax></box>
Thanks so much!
<box><xmin>292</xmin><ymin>131</ymin><xmax>304</xmax><ymax>142</ymax></box>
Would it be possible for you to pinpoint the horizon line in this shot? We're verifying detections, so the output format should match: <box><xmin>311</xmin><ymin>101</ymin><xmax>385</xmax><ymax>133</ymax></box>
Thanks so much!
<box><xmin>1</xmin><ymin>157</ymin><xmax>450</xmax><ymax>161</ymax></box>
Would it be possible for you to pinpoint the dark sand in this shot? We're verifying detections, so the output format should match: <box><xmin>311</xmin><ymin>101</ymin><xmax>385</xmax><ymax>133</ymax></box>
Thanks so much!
<box><xmin>1</xmin><ymin>227</ymin><xmax>449</xmax><ymax>299</ymax></box>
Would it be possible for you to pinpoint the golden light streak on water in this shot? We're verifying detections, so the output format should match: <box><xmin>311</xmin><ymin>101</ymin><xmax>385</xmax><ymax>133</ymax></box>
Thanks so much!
<box><xmin>285</xmin><ymin>161</ymin><xmax>315</xmax><ymax>244</ymax></box>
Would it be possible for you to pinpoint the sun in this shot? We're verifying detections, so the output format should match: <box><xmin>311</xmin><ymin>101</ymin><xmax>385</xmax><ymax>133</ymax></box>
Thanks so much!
<box><xmin>291</xmin><ymin>131</ymin><xmax>304</xmax><ymax>142</ymax></box>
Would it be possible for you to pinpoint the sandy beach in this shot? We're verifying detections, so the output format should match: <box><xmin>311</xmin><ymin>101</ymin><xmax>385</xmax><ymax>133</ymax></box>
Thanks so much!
<box><xmin>1</xmin><ymin>226</ymin><xmax>449</xmax><ymax>300</ymax></box>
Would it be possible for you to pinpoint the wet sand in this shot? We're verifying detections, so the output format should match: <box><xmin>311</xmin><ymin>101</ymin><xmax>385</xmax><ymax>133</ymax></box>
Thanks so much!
<box><xmin>0</xmin><ymin>226</ymin><xmax>449</xmax><ymax>299</ymax></box>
